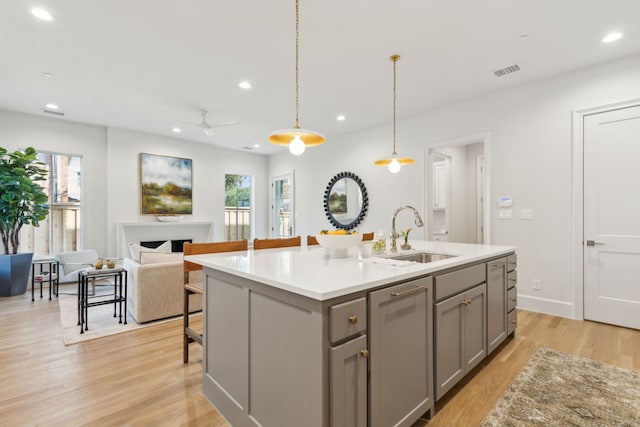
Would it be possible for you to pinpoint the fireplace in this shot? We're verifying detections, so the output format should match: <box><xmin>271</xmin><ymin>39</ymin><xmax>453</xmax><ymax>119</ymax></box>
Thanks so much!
<box><xmin>140</xmin><ymin>239</ymin><xmax>192</xmax><ymax>253</ymax></box>
<box><xmin>117</xmin><ymin>221</ymin><xmax>214</xmax><ymax>258</ymax></box>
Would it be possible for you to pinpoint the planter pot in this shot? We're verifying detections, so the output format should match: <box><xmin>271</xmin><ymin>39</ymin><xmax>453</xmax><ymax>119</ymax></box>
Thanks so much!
<box><xmin>0</xmin><ymin>253</ymin><xmax>34</xmax><ymax>297</ymax></box>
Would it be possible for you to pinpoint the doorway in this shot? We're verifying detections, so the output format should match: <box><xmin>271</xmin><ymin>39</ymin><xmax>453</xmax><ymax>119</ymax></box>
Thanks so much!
<box><xmin>578</xmin><ymin>103</ymin><xmax>640</xmax><ymax>330</ymax></box>
<box><xmin>425</xmin><ymin>132</ymin><xmax>490</xmax><ymax>244</ymax></box>
<box><xmin>270</xmin><ymin>172</ymin><xmax>294</xmax><ymax>238</ymax></box>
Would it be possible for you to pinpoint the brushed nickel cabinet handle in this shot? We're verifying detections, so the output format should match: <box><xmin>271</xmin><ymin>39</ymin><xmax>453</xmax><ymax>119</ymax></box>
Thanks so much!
<box><xmin>348</xmin><ymin>315</ymin><xmax>358</xmax><ymax>324</ymax></box>
<box><xmin>391</xmin><ymin>285</ymin><xmax>425</xmax><ymax>298</ymax></box>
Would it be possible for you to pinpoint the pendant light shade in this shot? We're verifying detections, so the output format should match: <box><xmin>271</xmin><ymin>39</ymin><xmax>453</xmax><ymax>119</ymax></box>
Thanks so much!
<box><xmin>269</xmin><ymin>0</ymin><xmax>325</xmax><ymax>155</ymax></box>
<box><xmin>374</xmin><ymin>54</ymin><xmax>414</xmax><ymax>172</ymax></box>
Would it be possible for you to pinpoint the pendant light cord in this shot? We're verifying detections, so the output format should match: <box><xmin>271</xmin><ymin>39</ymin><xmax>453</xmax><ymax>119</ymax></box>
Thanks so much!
<box><xmin>392</xmin><ymin>56</ymin><xmax>397</xmax><ymax>155</ymax></box>
<box><xmin>295</xmin><ymin>0</ymin><xmax>300</xmax><ymax>129</ymax></box>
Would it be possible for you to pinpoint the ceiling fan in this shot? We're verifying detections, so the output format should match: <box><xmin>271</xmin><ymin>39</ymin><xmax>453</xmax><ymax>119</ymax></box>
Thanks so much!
<box><xmin>181</xmin><ymin>110</ymin><xmax>238</xmax><ymax>136</ymax></box>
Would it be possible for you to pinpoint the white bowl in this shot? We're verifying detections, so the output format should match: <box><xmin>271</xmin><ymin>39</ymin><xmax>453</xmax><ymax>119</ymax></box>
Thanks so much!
<box><xmin>315</xmin><ymin>233</ymin><xmax>363</xmax><ymax>258</ymax></box>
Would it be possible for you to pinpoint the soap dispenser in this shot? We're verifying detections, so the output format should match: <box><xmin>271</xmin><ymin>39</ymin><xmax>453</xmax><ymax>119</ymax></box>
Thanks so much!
<box><xmin>372</xmin><ymin>229</ymin><xmax>387</xmax><ymax>253</ymax></box>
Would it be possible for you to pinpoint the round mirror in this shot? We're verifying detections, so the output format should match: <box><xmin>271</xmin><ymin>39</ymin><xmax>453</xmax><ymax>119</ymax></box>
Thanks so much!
<box><xmin>323</xmin><ymin>172</ymin><xmax>369</xmax><ymax>230</ymax></box>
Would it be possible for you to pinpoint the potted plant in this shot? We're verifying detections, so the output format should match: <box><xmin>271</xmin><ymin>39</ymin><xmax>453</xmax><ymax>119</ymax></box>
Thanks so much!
<box><xmin>400</xmin><ymin>228</ymin><xmax>412</xmax><ymax>251</ymax></box>
<box><xmin>0</xmin><ymin>147</ymin><xmax>49</xmax><ymax>296</ymax></box>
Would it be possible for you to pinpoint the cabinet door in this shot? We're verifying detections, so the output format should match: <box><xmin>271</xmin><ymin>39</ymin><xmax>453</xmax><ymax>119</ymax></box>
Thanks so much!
<box><xmin>330</xmin><ymin>334</ymin><xmax>368</xmax><ymax>427</ymax></box>
<box><xmin>463</xmin><ymin>283</ymin><xmax>487</xmax><ymax>372</ymax></box>
<box><xmin>434</xmin><ymin>292</ymin><xmax>465</xmax><ymax>400</ymax></box>
<box><xmin>433</xmin><ymin>161</ymin><xmax>448</xmax><ymax>209</ymax></box>
<box><xmin>486</xmin><ymin>259</ymin><xmax>507</xmax><ymax>354</ymax></box>
<box><xmin>369</xmin><ymin>277</ymin><xmax>433</xmax><ymax>427</ymax></box>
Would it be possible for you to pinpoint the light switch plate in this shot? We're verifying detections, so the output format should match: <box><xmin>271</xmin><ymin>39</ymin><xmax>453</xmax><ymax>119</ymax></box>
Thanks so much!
<box><xmin>521</xmin><ymin>209</ymin><xmax>534</xmax><ymax>220</ymax></box>
<box><xmin>498</xmin><ymin>209</ymin><xmax>513</xmax><ymax>220</ymax></box>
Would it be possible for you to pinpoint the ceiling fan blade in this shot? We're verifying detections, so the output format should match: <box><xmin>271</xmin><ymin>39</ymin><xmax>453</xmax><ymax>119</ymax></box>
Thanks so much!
<box><xmin>206</xmin><ymin>120</ymin><xmax>238</xmax><ymax>129</ymax></box>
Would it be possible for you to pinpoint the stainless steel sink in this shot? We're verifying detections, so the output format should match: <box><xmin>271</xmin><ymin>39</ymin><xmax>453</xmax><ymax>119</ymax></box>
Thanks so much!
<box><xmin>388</xmin><ymin>252</ymin><xmax>455</xmax><ymax>263</ymax></box>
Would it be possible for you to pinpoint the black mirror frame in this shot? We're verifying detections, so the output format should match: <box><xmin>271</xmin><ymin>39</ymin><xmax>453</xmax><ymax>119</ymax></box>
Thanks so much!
<box><xmin>323</xmin><ymin>171</ymin><xmax>369</xmax><ymax>230</ymax></box>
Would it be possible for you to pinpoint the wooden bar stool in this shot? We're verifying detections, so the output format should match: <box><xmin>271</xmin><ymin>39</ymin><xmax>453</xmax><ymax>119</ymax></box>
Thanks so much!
<box><xmin>183</xmin><ymin>240</ymin><xmax>248</xmax><ymax>363</ymax></box>
<box><xmin>253</xmin><ymin>236</ymin><xmax>301</xmax><ymax>249</ymax></box>
<box><xmin>308</xmin><ymin>233</ymin><xmax>372</xmax><ymax>246</ymax></box>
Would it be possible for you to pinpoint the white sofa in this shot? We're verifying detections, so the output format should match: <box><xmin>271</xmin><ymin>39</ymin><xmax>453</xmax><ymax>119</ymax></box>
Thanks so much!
<box><xmin>123</xmin><ymin>251</ymin><xmax>202</xmax><ymax>323</ymax></box>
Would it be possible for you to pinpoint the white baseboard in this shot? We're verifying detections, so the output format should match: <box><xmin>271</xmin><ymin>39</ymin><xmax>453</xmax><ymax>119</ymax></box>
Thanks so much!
<box><xmin>517</xmin><ymin>294</ymin><xmax>575</xmax><ymax>319</ymax></box>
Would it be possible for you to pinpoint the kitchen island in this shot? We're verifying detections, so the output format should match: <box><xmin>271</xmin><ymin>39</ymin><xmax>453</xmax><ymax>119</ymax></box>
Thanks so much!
<box><xmin>186</xmin><ymin>240</ymin><xmax>516</xmax><ymax>427</ymax></box>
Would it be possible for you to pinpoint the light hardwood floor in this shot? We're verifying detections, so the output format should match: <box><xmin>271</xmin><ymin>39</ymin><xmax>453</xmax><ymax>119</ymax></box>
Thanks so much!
<box><xmin>1</xmin><ymin>286</ymin><xmax>639</xmax><ymax>426</ymax></box>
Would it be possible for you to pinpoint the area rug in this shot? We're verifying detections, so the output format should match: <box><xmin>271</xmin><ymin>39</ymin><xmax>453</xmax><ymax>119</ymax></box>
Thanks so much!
<box><xmin>58</xmin><ymin>291</ymin><xmax>193</xmax><ymax>346</ymax></box>
<box><xmin>481</xmin><ymin>347</ymin><xmax>640</xmax><ymax>426</ymax></box>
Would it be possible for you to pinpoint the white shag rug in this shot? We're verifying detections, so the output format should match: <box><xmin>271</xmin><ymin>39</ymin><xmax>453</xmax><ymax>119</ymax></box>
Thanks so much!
<box><xmin>57</xmin><ymin>286</ymin><xmax>190</xmax><ymax>345</ymax></box>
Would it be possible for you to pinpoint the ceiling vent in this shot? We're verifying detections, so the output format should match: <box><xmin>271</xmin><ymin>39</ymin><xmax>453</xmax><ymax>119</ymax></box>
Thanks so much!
<box><xmin>492</xmin><ymin>63</ymin><xmax>522</xmax><ymax>78</ymax></box>
<box><xmin>43</xmin><ymin>108</ymin><xmax>64</xmax><ymax>116</ymax></box>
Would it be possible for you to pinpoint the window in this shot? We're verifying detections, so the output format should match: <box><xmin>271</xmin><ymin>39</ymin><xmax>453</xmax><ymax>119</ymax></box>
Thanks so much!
<box><xmin>20</xmin><ymin>152</ymin><xmax>82</xmax><ymax>255</ymax></box>
<box><xmin>224</xmin><ymin>174</ymin><xmax>252</xmax><ymax>241</ymax></box>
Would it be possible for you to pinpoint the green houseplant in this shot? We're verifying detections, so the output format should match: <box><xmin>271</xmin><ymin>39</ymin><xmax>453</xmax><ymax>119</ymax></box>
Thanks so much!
<box><xmin>0</xmin><ymin>147</ymin><xmax>49</xmax><ymax>296</ymax></box>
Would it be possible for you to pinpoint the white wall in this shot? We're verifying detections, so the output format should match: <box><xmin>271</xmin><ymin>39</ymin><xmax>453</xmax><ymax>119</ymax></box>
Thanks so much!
<box><xmin>106</xmin><ymin>128</ymin><xmax>269</xmax><ymax>256</ymax></box>
<box><xmin>269</xmin><ymin>53</ymin><xmax>640</xmax><ymax>319</ymax></box>
<box><xmin>0</xmin><ymin>109</ymin><xmax>108</xmax><ymax>254</ymax></box>
<box><xmin>0</xmin><ymin>110</ymin><xmax>270</xmax><ymax>258</ymax></box>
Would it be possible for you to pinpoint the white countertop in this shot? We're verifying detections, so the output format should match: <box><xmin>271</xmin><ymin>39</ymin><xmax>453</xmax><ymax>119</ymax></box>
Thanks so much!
<box><xmin>185</xmin><ymin>241</ymin><xmax>516</xmax><ymax>301</ymax></box>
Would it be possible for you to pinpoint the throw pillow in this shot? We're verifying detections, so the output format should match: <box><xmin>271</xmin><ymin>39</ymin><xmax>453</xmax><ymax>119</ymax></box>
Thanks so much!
<box><xmin>139</xmin><ymin>251</ymin><xmax>183</xmax><ymax>265</ymax></box>
<box><xmin>128</xmin><ymin>240</ymin><xmax>172</xmax><ymax>263</ymax></box>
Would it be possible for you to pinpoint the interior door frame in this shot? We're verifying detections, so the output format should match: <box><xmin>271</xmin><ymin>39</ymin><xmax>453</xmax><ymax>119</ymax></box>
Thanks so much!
<box><xmin>571</xmin><ymin>98</ymin><xmax>640</xmax><ymax>321</ymax></box>
<box><xmin>428</xmin><ymin>152</ymin><xmax>452</xmax><ymax>240</ymax></box>
<box><xmin>423</xmin><ymin>131</ymin><xmax>492</xmax><ymax>244</ymax></box>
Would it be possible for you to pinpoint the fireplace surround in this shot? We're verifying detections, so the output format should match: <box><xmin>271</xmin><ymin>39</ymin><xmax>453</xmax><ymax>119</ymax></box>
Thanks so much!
<box><xmin>117</xmin><ymin>221</ymin><xmax>214</xmax><ymax>258</ymax></box>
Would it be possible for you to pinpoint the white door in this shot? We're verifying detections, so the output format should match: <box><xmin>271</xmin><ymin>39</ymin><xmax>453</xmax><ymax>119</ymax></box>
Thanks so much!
<box><xmin>584</xmin><ymin>105</ymin><xmax>640</xmax><ymax>330</ymax></box>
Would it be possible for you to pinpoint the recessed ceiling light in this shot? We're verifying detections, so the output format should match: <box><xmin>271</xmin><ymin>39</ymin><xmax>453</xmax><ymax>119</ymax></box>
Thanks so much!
<box><xmin>42</xmin><ymin>72</ymin><xmax>53</xmax><ymax>78</ymax></box>
<box><xmin>172</xmin><ymin>127</ymin><xmax>182</xmax><ymax>133</ymax></box>
<box><xmin>253</xmin><ymin>143</ymin><xmax>260</xmax><ymax>148</ymax></box>
<box><xmin>602</xmin><ymin>32</ymin><xmax>623</xmax><ymax>43</ymax></box>
<box><xmin>45</xmin><ymin>103</ymin><xmax>59</xmax><ymax>110</ymax></box>
<box><xmin>336</xmin><ymin>115</ymin><xmax>346</xmax><ymax>121</ymax></box>
<box><xmin>238</xmin><ymin>81</ymin><xmax>252</xmax><ymax>89</ymax></box>
<box><xmin>31</xmin><ymin>8</ymin><xmax>54</xmax><ymax>21</ymax></box>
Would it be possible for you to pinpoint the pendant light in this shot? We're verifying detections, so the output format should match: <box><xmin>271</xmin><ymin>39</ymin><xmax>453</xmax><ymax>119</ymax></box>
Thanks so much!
<box><xmin>269</xmin><ymin>0</ymin><xmax>325</xmax><ymax>155</ymax></box>
<box><xmin>374</xmin><ymin>54</ymin><xmax>415</xmax><ymax>173</ymax></box>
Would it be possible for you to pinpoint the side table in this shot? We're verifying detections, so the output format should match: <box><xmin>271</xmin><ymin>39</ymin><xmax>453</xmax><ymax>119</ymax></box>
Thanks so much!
<box><xmin>31</xmin><ymin>257</ymin><xmax>60</xmax><ymax>302</ymax></box>
<box><xmin>77</xmin><ymin>267</ymin><xmax>128</xmax><ymax>334</ymax></box>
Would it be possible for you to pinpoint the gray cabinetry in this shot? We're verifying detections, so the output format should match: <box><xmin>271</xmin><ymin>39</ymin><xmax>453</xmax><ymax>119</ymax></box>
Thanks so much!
<box><xmin>330</xmin><ymin>334</ymin><xmax>368</xmax><ymax>427</ymax></box>
<box><xmin>433</xmin><ymin>263</ymin><xmax>487</xmax><ymax>401</ymax></box>
<box><xmin>329</xmin><ymin>297</ymin><xmax>368</xmax><ymax>427</ymax></box>
<box><xmin>486</xmin><ymin>258</ymin><xmax>507</xmax><ymax>354</ymax></box>
<box><xmin>434</xmin><ymin>283</ymin><xmax>486</xmax><ymax>400</ymax></box>
<box><xmin>369</xmin><ymin>277</ymin><xmax>434</xmax><ymax>427</ymax></box>
<box><xmin>507</xmin><ymin>254</ymin><xmax>518</xmax><ymax>335</ymax></box>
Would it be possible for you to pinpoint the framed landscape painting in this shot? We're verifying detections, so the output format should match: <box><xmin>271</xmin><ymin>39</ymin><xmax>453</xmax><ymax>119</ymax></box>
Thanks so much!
<box><xmin>140</xmin><ymin>153</ymin><xmax>193</xmax><ymax>215</ymax></box>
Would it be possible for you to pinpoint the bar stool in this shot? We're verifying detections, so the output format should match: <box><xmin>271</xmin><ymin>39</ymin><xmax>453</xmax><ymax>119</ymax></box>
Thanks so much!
<box><xmin>253</xmin><ymin>236</ymin><xmax>301</xmax><ymax>249</ymax></box>
<box><xmin>183</xmin><ymin>240</ymin><xmax>248</xmax><ymax>363</ymax></box>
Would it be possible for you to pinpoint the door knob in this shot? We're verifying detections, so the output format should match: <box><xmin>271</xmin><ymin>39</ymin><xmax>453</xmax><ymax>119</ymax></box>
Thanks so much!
<box><xmin>586</xmin><ymin>240</ymin><xmax>605</xmax><ymax>246</ymax></box>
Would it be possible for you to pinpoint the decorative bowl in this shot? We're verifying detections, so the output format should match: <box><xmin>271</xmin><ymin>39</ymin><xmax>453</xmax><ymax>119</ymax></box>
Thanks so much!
<box><xmin>157</xmin><ymin>215</ymin><xmax>184</xmax><ymax>222</ymax></box>
<box><xmin>315</xmin><ymin>233</ymin><xmax>363</xmax><ymax>258</ymax></box>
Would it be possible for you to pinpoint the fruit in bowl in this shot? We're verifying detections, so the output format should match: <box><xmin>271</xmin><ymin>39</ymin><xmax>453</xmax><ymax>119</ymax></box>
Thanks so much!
<box><xmin>316</xmin><ymin>230</ymin><xmax>362</xmax><ymax>258</ymax></box>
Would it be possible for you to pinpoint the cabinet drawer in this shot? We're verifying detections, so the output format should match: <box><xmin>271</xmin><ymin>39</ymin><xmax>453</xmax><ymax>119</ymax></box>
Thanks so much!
<box><xmin>507</xmin><ymin>270</ymin><xmax>517</xmax><ymax>289</ymax></box>
<box><xmin>434</xmin><ymin>263</ymin><xmax>485</xmax><ymax>301</ymax></box>
<box><xmin>330</xmin><ymin>297</ymin><xmax>367</xmax><ymax>343</ymax></box>
<box><xmin>507</xmin><ymin>253</ymin><xmax>517</xmax><ymax>272</ymax></box>
<box><xmin>507</xmin><ymin>286</ymin><xmax>517</xmax><ymax>312</ymax></box>
<box><xmin>507</xmin><ymin>309</ymin><xmax>517</xmax><ymax>335</ymax></box>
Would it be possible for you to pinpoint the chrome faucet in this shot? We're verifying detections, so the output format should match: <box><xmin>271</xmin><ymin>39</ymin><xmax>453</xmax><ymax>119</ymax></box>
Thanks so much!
<box><xmin>390</xmin><ymin>205</ymin><xmax>425</xmax><ymax>252</ymax></box>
